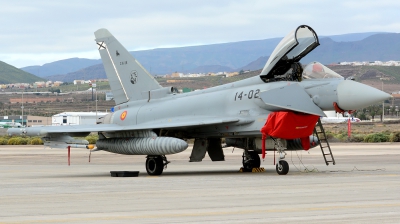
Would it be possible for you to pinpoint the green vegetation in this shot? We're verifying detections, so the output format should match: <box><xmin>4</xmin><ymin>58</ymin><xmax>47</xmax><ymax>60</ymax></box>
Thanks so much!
<box><xmin>0</xmin><ymin>134</ymin><xmax>100</xmax><ymax>145</ymax></box>
<box><xmin>38</xmin><ymin>82</ymin><xmax>111</xmax><ymax>93</ymax></box>
<box><xmin>0</xmin><ymin>136</ymin><xmax>43</xmax><ymax>145</ymax></box>
<box><xmin>85</xmin><ymin>134</ymin><xmax>98</xmax><ymax>144</ymax></box>
<box><xmin>363</xmin><ymin>133</ymin><xmax>389</xmax><ymax>142</ymax></box>
<box><xmin>389</xmin><ymin>132</ymin><xmax>400</xmax><ymax>142</ymax></box>
<box><xmin>0</xmin><ymin>61</ymin><xmax>45</xmax><ymax>84</ymax></box>
<box><xmin>324</xmin><ymin>130</ymin><xmax>400</xmax><ymax>143</ymax></box>
<box><xmin>30</xmin><ymin>137</ymin><xmax>43</xmax><ymax>145</ymax></box>
<box><xmin>368</xmin><ymin>66</ymin><xmax>400</xmax><ymax>83</ymax></box>
<box><xmin>2</xmin><ymin>129</ymin><xmax>400</xmax><ymax>145</ymax></box>
<box><xmin>5</xmin><ymin>81</ymin><xmax>111</xmax><ymax>94</ymax></box>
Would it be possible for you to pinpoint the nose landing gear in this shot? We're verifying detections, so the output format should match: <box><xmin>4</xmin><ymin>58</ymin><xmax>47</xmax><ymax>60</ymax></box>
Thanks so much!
<box><xmin>276</xmin><ymin>160</ymin><xmax>289</xmax><ymax>175</ymax></box>
<box><xmin>274</xmin><ymin>138</ymin><xmax>289</xmax><ymax>175</ymax></box>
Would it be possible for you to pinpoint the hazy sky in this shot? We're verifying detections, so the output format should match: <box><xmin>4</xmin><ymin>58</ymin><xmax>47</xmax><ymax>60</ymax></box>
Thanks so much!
<box><xmin>1</xmin><ymin>0</ymin><xmax>399</xmax><ymax>68</ymax></box>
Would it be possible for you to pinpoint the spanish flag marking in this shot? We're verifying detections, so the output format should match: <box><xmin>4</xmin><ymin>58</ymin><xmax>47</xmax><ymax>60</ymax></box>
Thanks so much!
<box><xmin>120</xmin><ymin>111</ymin><xmax>128</xmax><ymax>120</ymax></box>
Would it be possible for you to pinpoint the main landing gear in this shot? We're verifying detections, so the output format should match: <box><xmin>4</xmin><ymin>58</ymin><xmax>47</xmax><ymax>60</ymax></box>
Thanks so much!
<box><xmin>242</xmin><ymin>150</ymin><xmax>261</xmax><ymax>171</ymax></box>
<box><xmin>145</xmin><ymin>155</ymin><xmax>169</xmax><ymax>176</ymax></box>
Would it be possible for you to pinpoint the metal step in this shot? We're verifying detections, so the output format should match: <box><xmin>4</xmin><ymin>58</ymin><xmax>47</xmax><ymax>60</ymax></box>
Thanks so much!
<box><xmin>314</xmin><ymin>118</ymin><xmax>336</xmax><ymax>166</ymax></box>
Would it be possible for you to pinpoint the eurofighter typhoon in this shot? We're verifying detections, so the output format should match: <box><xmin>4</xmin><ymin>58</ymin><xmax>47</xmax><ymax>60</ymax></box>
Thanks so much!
<box><xmin>8</xmin><ymin>25</ymin><xmax>390</xmax><ymax>175</ymax></box>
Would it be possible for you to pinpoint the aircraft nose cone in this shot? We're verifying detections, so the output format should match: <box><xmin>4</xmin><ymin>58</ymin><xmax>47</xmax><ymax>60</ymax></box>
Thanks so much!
<box><xmin>337</xmin><ymin>80</ymin><xmax>391</xmax><ymax>110</ymax></box>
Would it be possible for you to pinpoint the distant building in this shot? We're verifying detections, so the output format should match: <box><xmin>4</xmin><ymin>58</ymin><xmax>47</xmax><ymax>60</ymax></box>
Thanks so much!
<box><xmin>339</xmin><ymin>60</ymin><xmax>400</xmax><ymax>66</ymax></box>
<box><xmin>9</xmin><ymin>97</ymin><xmax>61</xmax><ymax>104</ymax></box>
<box><xmin>52</xmin><ymin>112</ymin><xmax>109</xmax><ymax>126</ymax></box>
<box><xmin>52</xmin><ymin>81</ymin><xmax>64</xmax><ymax>87</ymax></box>
<box><xmin>166</xmin><ymin>80</ymin><xmax>192</xmax><ymax>83</ymax></box>
<box><xmin>0</xmin><ymin>115</ymin><xmax>51</xmax><ymax>127</ymax></box>
<box><xmin>171</xmin><ymin>72</ymin><xmax>184</xmax><ymax>78</ymax></box>
<box><xmin>73</xmin><ymin>80</ymin><xmax>84</xmax><ymax>85</ymax></box>
<box><xmin>106</xmin><ymin>92</ymin><xmax>113</xmax><ymax>101</ymax></box>
<box><xmin>73</xmin><ymin>80</ymin><xmax>91</xmax><ymax>85</ymax></box>
<box><xmin>34</xmin><ymin>81</ymin><xmax>46</xmax><ymax>88</ymax></box>
<box><xmin>227</xmin><ymin>72</ymin><xmax>239</xmax><ymax>77</ymax></box>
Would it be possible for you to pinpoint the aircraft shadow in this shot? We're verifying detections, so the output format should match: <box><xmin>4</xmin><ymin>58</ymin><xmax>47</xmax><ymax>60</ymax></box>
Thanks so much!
<box><xmin>42</xmin><ymin>169</ymin><xmax>277</xmax><ymax>178</ymax></box>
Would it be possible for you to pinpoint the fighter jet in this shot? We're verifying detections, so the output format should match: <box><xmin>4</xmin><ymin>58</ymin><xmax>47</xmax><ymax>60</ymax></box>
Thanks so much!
<box><xmin>7</xmin><ymin>25</ymin><xmax>390</xmax><ymax>175</ymax></box>
<box><xmin>321</xmin><ymin>117</ymin><xmax>361</xmax><ymax>123</ymax></box>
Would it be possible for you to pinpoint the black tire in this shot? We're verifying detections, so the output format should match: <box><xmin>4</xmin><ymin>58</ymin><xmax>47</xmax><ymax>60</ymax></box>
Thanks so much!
<box><xmin>146</xmin><ymin>156</ymin><xmax>164</xmax><ymax>176</ymax></box>
<box><xmin>276</xmin><ymin>160</ymin><xmax>289</xmax><ymax>175</ymax></box>
<box><xmin>243</xmin><ymin>151</ymin><xmax>261</xmax><ymax>171</ymax></box>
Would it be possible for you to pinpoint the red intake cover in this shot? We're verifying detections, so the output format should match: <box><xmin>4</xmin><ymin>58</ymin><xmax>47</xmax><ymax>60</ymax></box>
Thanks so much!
<box><xmin>260</xmin><ymin>112</ymin><xmax>319</xmax><ymax>151</ymax></box>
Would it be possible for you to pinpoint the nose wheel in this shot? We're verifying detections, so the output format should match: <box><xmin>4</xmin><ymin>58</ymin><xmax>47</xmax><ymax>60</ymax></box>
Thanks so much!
<box><xmin>272</xmin><ymin>138</ymin><xmax>289</xmax><ymax>175</ymax></box>
<box><xmin>276</xmin><ymin>160</ymin><xmax>289</xmax><ymax>175</ymax></box>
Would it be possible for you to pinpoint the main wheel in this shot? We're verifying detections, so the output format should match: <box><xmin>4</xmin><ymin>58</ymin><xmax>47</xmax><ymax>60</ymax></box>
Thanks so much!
<box><xmin>276</xmin><ymin>160</ymin><xmax>289</xmax><ymax>175</ymax></box>
<box><xmin>146</xmin><ymin>156</ymin><xmax>164</xmax><ymax>176</ymax></box>
<box><xmin>243</xmin><ymin>151</ymin><xmax>261</xmax><ymax>171</ymax></box>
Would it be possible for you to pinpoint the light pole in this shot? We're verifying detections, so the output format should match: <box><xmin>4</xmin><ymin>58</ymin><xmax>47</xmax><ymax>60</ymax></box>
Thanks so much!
<box><xmin>382</xmin><ymin>81</ymin><xmax>384</xmax><ymax>122</ymax></box>
<box><xmin>21</xmin><ymin>90</ymin><xmax>24</xmax><ymax>127</ymax></box>
<box><xmin>95</xmin><ymin>85</ymin><xmax>98</xmax><ymax>124</ymax></box>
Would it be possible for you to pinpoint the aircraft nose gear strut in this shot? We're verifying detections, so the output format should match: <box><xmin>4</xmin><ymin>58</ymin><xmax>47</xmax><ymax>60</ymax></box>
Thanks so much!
<box><xmin>273</xmin><ymin>138</ymin><xmax>289</xmax><ymax>175</ymax></box>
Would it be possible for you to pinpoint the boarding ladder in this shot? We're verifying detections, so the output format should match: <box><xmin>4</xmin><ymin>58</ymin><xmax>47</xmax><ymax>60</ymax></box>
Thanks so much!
<box><xmin>313</xmin><ymin>118</ymin><xmax>336</xmax><ymax>166</ymax></box>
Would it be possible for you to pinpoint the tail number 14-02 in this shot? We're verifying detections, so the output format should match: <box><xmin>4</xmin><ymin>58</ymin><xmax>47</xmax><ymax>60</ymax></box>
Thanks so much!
<box><xmin>234</xmin><ymin>89</ymin><xmax>260</xmax><ymax>101</ymax></box>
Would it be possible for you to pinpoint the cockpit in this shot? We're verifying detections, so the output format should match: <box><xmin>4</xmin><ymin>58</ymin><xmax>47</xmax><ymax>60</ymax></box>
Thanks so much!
<box><xmin>259</xmin><ymin>25</ymin><xmax>342</xmax><ymax>83</ymax></box>
<box><xmin>302</xmin><ymin>62</ymin><xmax>344</xmax><ymax>80</ymax></box>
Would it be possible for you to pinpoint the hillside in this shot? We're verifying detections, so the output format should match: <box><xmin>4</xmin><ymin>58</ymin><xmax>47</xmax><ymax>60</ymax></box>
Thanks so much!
<box><xmin>20</xmin><ymin>58</ymin><xmax>100</xmax><ymax>78</ymax></box>
<box><xmin>237</xmin><ymin>56</ymin><xmax>269</xmax><ymax>71</ymax></box>
<box><xmin>23</xmin><ymin>31</ymin><xmax>400</xmax><ymax>81</ymax></box>
<box><xmin>328</xmin><ymin>65</ymin><xmax>400</xmax><ymax>93</ymax></box>
<box><xmin>154</xmin><ymin>65</ymin><xmax>400</xmax><ymax>93</ymax></box>
<box><xmin>0</xmin><ymin>61</ymin><xmax>45</xmax><ymax>84</ymax></box>
<box><xmin>46</xmin><ymin>63</ymin><xmax>400</xmax><ymax>94</ymax></box>
<box><xmin>320</xmin><ymin>32</ymin><xmax>390</xmax><ymax>42</ymax></box>
<box><xmin>46</xmin><ymin>63</ymin><xmax>106</xmax><ymax>82</ymax></box>
<box><xmin>186</xmin><ymin>65</ymin><xmax>234</xmax><ymax>74</ymax></box>
<box><xmin>303</xmin><ymin>34</ymin><xmax>400</xmax><ymax>64</ymax></box>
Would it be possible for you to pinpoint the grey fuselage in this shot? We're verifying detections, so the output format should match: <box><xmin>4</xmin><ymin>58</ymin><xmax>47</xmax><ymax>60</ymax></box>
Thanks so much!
<box><xmin>104</xmin><ymin>75</ymin><xmax>341</xmax><ymax>139</ymax></box>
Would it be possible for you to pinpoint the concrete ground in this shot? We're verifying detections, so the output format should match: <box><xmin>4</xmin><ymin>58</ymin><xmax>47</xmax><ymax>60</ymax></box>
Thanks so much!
<box><xmin>0</xmin><ymin>143</ymin><xmax>399</xmax><ymax>223</ymax></box>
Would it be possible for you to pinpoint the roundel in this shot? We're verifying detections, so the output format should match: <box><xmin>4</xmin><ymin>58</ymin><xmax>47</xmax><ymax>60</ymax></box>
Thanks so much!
<box><xmin>120</xmin><ymin>111</ymin><xmax>127</xmax><ymax>120</ymax></box>
<box><xmin>130</xmin><ymin>70</ymin><xmax>138</xmax><ymax>84</ymax></box>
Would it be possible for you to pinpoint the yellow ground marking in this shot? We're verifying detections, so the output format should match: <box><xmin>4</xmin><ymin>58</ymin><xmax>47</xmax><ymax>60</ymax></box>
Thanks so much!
<box><xmin>239</xmin><ymin>167</ymin><xmax>265</xmax><ymax>172</ymax></box>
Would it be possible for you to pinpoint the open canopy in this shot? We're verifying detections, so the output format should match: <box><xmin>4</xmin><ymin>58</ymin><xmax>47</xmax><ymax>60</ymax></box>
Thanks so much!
<box><xmin>260</xmin><ymin>25</ymin><xmax>319</xmax><ymax>81</ymax></box>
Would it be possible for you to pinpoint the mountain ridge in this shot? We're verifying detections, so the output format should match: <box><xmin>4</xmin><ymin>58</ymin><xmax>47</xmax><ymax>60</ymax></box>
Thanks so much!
<box><xmin>20</xmin><ymin>32</ymin><xmax>400</xmax><ymax>82</ymax></box>
<box><xmin>0</xmin><ymin>61</ymin><xmax>45</xmax><ymax>84</ymax></box>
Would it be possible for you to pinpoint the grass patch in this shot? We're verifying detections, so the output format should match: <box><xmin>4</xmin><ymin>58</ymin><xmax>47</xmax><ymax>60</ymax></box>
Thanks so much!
<box><xmin>363</xmin><ymin>133</ymin><xmax>390</xmax><ymax>143</ymax></box>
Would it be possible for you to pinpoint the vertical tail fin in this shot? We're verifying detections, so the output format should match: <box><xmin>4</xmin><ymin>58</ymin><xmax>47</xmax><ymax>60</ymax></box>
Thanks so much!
<box><xmin>94</xmin><ymin>28</ymin><xmax>162</xmax><ymax>105</ymax></box>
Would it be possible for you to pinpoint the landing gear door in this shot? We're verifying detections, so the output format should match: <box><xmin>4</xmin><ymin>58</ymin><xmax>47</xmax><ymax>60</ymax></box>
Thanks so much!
<box><xmin>260</xmin><ymin>25</ymin><xmax>319</xmax><ymax>81</ymax></box>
